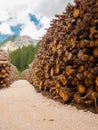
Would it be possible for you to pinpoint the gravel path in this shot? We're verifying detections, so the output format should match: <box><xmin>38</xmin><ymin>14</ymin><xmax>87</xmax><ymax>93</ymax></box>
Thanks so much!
<box><xmin>0</xmin><ymin>80</ymin><xmax>98</xmax><ymax>130</ymax></box>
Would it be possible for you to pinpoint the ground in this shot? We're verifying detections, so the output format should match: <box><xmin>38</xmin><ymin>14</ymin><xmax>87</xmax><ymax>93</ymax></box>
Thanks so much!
<box><xmin>0</xmin><ymin>80</ymin><xmax>98</xmax><ymax>130</ymax></box>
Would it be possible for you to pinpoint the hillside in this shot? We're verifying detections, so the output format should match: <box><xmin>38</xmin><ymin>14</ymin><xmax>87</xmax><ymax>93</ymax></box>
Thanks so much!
<box><xmin>0</xmin><ymin>35</ymin><xmax>39</xmax><ymax>52</ymax></box>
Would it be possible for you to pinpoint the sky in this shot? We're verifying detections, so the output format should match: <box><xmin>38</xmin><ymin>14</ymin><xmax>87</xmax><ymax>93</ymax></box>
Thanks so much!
<box><xmin>0</xmin><ymin>0</ymin><xmax>74</xmax><ymax>42</ymax></box>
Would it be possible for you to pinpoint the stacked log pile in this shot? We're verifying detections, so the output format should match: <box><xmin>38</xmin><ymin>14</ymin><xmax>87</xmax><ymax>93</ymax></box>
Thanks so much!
<box><xmin>0</xmin><ymin>49</ymin><xmax>11</xmax><ymax>88</ymax></box>
<box><xmin>21</xmin><ymin>69</ymin><xmax>31</xmax><ymax>81</ymax></box>
<box><xmin>21</xmin><ymin>62</ymin><xmax>34</xmax><ymax>81</ymax></box>
<box><xmin>0</xmin><ymin>49</ymin><xmax>18</xmax><ymax>88</ymax></box>
<box><xmin>28</xmin><ymin>0</ymin><xmax>98</xmax><ymax>113</ymax></box>
<box><xmin>9</xmin><ymin>64</ymin><xmax>18</xmax><ymax>83</ymax></box>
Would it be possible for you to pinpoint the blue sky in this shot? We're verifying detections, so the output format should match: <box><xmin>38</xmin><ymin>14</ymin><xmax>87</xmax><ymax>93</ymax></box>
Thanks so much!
<box><xmin>0</xmin><ymin>0</ymin><xmax>74</xmax><ymax>42</ymax></box>
<box><xmin>11</xmin><ymin>24</ymin><xmax>22</xmax><ymax>36</ymax></box>
<box><xmin>29</xmin><ymin>14</ymin><xmax>43</xmax><ymax>30</ymax></box>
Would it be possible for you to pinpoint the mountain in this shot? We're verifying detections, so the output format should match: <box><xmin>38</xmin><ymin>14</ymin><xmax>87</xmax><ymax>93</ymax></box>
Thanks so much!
<box><xmin>0</xmin><ymin>35</ymin><xmax>39</xmax><ymax>52</ymax></box>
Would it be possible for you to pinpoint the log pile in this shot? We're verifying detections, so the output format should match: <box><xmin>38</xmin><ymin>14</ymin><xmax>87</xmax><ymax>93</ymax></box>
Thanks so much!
<box><xmin>21</xmin><ymin>69</ymin><xmax>31</xmax><ymax>81</ymax></box>
<box><xmin>21</xmin><ymin>62</ymin><xmax>34</xmax><ymax>81</ymax></box>
<box><xmin>27</xmin><ymin>0</ymin><xmax>98</xmax><ymax>113</ymax></box>
<box><xmin>0</xmin><ymin>49</ymin><xmax>11</xmax><ymax>88</ymax></box>
<box><xmin>0</xmin><ymin>49</ymin><xmax>18</xmax><ymax>88</ymax></box>
<box><xmin>9</xmin><ymin>64</ymin><xmax>18</xmax><ymax>83</ymax></box>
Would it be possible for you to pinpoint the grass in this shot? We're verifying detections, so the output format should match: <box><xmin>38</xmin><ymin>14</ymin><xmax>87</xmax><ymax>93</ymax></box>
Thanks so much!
<box><xmin>18</xmin><ymin>71</ymin><xmax>22</xmax><ymax>79</ymax></box>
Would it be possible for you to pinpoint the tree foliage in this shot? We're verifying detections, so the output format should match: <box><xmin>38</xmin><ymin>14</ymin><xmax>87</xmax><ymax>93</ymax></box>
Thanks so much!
<box><xmin>9</xmin><ymin>43</ymin><xmax>39</xmax><ymax>71</ymax></box>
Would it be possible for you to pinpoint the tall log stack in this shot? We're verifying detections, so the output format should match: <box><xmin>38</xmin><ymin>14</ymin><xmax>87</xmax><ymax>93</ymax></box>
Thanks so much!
<box><xmin>0</xmin><ymin>49</ymin><xmax>11</xmax><ymax>88</ymax></box>
<box><xmin>21</xmin><ymin>62</ymin><xmax>34</xmax><ymax>81</ymax></box>
<box><xmin>0</xmin><ymin>49</ymin><xmax>18</xmax><ymax>88</ymax></box>
<box><xmin>9</xmin><ymin>64</ymin><xmax>18</xmax><ymax>83</ymax></box>
<box><xmin>27</xmin><ymin>0</ymin><xmax>98</xmax><ymax>113</ymax></box>
<box><xmin>21</xmin><ymin>69</ymin><xmax>31</xmax><ymax>81</ymax></box>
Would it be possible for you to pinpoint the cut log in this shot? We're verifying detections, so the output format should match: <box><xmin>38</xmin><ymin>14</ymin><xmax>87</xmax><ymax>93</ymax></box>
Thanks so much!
<box><xmin>59</xmin><ymin>87</ymin><xmax>70</xmax><ymax>102</ymax></box>
<box><xmin>73</xmin><ymin>9</ymin><xmax>80</xmax><ymax>18</ymax></box>
<box><xmin>77</xmin><ymin>84</ymin><xmax>86</xmax><ymax>94</ymax></box>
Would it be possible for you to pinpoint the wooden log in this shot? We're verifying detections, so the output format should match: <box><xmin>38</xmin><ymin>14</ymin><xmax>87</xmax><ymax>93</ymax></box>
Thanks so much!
<box><xmin>65</xmin><ymin>66</ymin><xmax>73</xmax><ymax>76</ymax></box>
<box><xmin>54</xmin><ymin>79</ymin><xmax>61</xmax><ymax>88</ymax></box>
<box><xmin>50</xmin><ymin>67</ymin><xmax>54</xmax><ymax>77</ymax></box>
<box><xmin>50</xmin><ymin>87</ymin><xmax>59</xmax><ymax>96</ymax></box>
<box><xmin>73</xmin><ymin>9</ymin><xmax>80</xmax><ymax>18</ymax></box>
<box><xmin>84</xmin><ymin>100</ymin><xmax>93</xmax><ymax>106</ymax></box>
<box><xmin>77</xmin><ymin>84</ymin><xmax>86</xmax><ymax>94</ymax></box>
<box><xmin>89</xmin><ymin>40</ymin><xmax>95</xmax><ymax>47</ymax></box>
<box><xmin>55</xmin><ymin>65</ymin><xmax>60</xmax><ymax>74</ymax></box>
<box><xmin>73</xmin><ymin>93</ymin><xmax>83</xmax><ymax>104</ymax></box>
<box><xmin>95</xmin><ymin>76</ymin><xmax>98</xmax><ymax>86</ymax></box>
<box><xmin>1</xmin><ymin>69</ymin><xmax>7</xmax><ymax>74</ymax></box>
<box><xmin>93</xmin><ymin>48</ymin><xmax>98</xmax><ymax>57</ymax></box>
<box><xmin>59</xmin><ymin>75</ymin><xmax>67</xmax><ymax>85</ymax></box>
<box><xmin>0</xmin><ymin>61</ymin><xmax>9</xmax><ymax>64</ymax></box>
<box><xmin>78</xmin><ymin>65</ymin><xmax>85</xmax><ymax>73</ymax></box>
<box><xmin>59</xmin><ymin>87</ymin><xmax>70</xmax><ymax>102</ymax></box>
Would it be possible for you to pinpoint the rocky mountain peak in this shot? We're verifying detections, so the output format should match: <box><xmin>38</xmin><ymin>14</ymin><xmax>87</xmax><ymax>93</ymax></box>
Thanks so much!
<box><xmin>0</xmin><ymin>35</ymin><xmax>39</xmax><ymax>52</ymax></box>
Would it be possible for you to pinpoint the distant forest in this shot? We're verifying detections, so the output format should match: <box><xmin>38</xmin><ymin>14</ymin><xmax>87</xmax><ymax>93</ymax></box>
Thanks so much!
<box><xmin>9</xmin><ymin>43</ymin><xmax>39</xmax><ymax>71</ymax></box>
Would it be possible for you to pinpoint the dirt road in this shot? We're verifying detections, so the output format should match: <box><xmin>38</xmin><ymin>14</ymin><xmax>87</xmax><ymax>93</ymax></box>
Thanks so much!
<box><xmin>0</xmin><ymin>80</ymin><xmax>98</xmax><ymax>130</ymax></box>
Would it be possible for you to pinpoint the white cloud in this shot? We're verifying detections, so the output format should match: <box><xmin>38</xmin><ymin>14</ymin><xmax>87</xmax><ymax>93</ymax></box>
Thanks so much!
<box><xmin>20</xmin><ymin>16</ymin><xmax>50</xmax><ymax>39</ymax></box>
<box><xmin>29</xmin><ymin>0</ymin><xmax>74</xmax><ymax>17</ymax></box>
<box><xmin>0</xmin><ymin>23</ymin><xmax>14</xmax><ymax>35</ymax></box>
<box><xmin>0</xmin><ymin>0</ymin><xmax>74</xmax><ymax>39</ymax></box>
